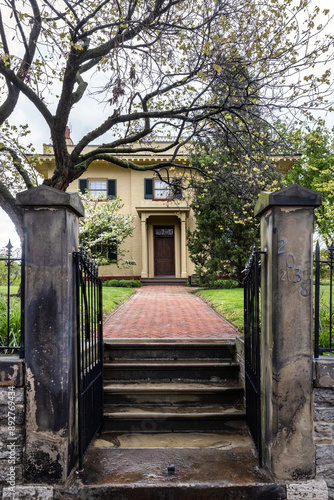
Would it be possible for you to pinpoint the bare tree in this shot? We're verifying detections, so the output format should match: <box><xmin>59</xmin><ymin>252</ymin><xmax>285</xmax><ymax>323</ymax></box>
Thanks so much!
<box><xmin>0</xmin><ymin>0</ymin><xmax>333</xmax><ymax>238</ymax></box>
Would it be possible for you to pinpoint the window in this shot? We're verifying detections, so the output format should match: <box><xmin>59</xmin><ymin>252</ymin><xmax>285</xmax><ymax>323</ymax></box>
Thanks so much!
<box><xmin>79</xmin><ymin>179</ymin><xmax>117</xmax><ymax>199</ymax></box>
<box><xmin>107</xmin><ymin>240</ymin><xmax>118</xmax><ymax>262</ymax></box>
<box><xmin>154</xmin><ymin>227</ymin><xmax>174</xmax><ymax>236</ymax></box>
<box><xmin>144</xmin><ymin>178</ymin><xmax>182</xmax><ymax>200</ymax></box>
<box><xmin>90</xmin><ymin>239</ymin><xmax>117</xmax><ymax>263</ymax></box>
<box><xmin>155</xmin><ymin>180</ymin><xmax>171</xmax><ymax>199</ymax></box>
<box><xmin>89</xmin><ymin>180</ymin><xmax>108</xmax><ymax>198</ymax></box>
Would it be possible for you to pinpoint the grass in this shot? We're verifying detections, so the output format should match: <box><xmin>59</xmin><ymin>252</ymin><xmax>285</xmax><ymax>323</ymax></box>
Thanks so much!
<box><xmin>102</xmin><ymin>286</ymin><xmax>136</xmax><ymax>317</ymax></box>
<box><xmin>0</xmin><ymin>286</ymin><xmax>21</xmax><ymax>349</ymax></box>
<box><xmin>196</xmin><ymin>282</ymin><xmax>333</xmax><ymax>351</ymax></box>
<box><xmin>0</xmin><ymin>284</ymin><xmax>21</xmax><ymax>296</ymax></box>
<box><xmin>316</xmin><ymin>283</ymin><xmax>333</xmax><ymax>355</ymax></box>
<box><xmin>195</xmin><ymin>288</ymin><xmax>244</xmax><ymax>330</ymax></box>
<box><xmin>1</xmin><ymin>285</ymin><xmax>136</xmax><ymax>340</ymax></box>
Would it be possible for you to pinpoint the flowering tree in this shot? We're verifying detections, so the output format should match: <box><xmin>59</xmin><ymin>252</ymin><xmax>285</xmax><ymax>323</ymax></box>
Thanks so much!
<box><xmin>79</xmin><ymin>194</ymin><xmax>136</xmax><ymax>265</ymax></box>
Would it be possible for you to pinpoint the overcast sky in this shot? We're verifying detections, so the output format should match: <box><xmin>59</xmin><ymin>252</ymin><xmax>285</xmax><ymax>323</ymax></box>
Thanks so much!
<box><xmin>0</xmin><ymin>0</ymin><xmax>333</xmax><ymax>250</ymax></box>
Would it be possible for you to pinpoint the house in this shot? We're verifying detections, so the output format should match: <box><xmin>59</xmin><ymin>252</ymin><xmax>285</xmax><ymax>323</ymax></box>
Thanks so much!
<box><xmin>36</xmin><ymin>130</ymin><xmax>296</xmax><ymax>281</ymax></box>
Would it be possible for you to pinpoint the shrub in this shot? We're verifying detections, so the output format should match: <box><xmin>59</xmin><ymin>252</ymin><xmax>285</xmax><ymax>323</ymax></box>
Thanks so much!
<box><xmin>103</xmin><ymin>279</ymin><xmax>141</xmax><ymax>288</ymax></box>
<box><xmin>211</xmin><ymin>279</ymin><xmax>239</xmax><ymax>289</ymax></box>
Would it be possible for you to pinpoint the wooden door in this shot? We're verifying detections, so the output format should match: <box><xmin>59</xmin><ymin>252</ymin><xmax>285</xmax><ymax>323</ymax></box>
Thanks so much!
<box><xmin>154</xmin><ymin>227</ymin><xmax>175</xmax><ymax>276</ymax></box>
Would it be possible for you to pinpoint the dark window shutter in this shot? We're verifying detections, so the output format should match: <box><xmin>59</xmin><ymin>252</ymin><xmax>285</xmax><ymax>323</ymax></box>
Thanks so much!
<box><xmin>107</xmin><ymin>179</ymin><xmax>117</xmax><ymax>199</ymax></box>
<box><xmin>173</xmin><ymin>179</ymin><xmax>182</xmax><ymax>199</ymax></box>
<box><xmin>144</xmin><ymin>178</ymin><xmax>154</xmax><ymax>199</ymax></box>
<box><xmin>108</xmin><ymin>239</ymin><xmax>117</xmax><ymax>262</ymax></box>
<box><xmin>79</xmin><ymin>179</ymin><xmax>88</xmax><ymax>194</ymax></box>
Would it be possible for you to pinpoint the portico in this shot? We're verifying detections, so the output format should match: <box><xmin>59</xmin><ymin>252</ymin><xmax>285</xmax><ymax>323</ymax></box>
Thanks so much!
<box><xmin>136</xmin><ymin>206</ymin><xmax>190</xmax><ymax>279</ymax></box>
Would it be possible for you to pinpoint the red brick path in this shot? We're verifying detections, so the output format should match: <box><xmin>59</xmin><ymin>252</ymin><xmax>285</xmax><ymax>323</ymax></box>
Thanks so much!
<box><xmin>103</xmin><ymin>286</ymin><xmax>239</xmax><ymax>339</ymax></box>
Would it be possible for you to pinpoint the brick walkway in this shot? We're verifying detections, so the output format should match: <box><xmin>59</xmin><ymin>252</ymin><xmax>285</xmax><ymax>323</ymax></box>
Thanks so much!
<box><xmin>103</xmin><ymin>286</ymin><xmax>239</xmax><ymax>339</ymax></box>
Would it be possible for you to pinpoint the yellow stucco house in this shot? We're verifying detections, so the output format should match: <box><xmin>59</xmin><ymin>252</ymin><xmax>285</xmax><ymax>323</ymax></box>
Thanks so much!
<box><xmin>36</xmin><ymin>132</ymin><xmax>296</xmax><ymax>282</ymax></box>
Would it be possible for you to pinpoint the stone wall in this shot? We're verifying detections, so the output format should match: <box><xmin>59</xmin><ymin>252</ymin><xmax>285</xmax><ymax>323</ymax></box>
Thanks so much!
<box><xmin>314</xmin><ymin>358</ymin><xmax>334</xmax><ymax>499</ymax></box>
<box><xmin>0</xmin><ymin>357</ymin><xmax>25</xmax><ymax>493</ymax></box>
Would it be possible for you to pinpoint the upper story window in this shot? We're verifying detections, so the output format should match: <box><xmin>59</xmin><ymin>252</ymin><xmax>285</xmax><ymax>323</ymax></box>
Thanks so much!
<box><xmin>89</xmin><ymin>180</ymin><xmax>108</xmax><ymax>198</ymax></box>
<box><xmin>155</xmin><ymin>180</ymin><xmax>171</xmax><ymax>198</ymax></box>
<box><xmin>144</xmin><ymin>178</ymin><xmax>182</xmax><ymax>200</ymax></box>
<box><xmin>79</xmin><ymin>179</ymin><xmax>117</xmax><ymax>199</ymax></box>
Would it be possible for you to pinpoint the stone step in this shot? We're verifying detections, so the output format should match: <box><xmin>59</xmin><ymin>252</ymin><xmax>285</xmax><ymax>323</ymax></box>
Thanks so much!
<box><xmin>57</xmin><ymin>483</ymin><xmax>286</xmax><ymax>499</ymax></box>
<box><xmin>102</xmin><ymin>404</ymin><xmax>246</xmax><ymax>432</ymax></box>
<box><xmin>103</xmin><ymin>381</ymin><xmax>244</xmax><ymax>406</ymax></box>
<box><xmin>104</xmin><ymin>339</ymin><xmax>236</xmax><ymax>362</ymax></box>
<box><xmin>61</xmin><ymin>434</ymin><xmax>287</xmax><ymax>500</ymax></box>
<box><xmin>140</xmin><ymin>277</ymin><xmax>187</xmax><ymax>285</ymax></box>
<box><xmin>103</xmin><ymin>360</ymin><xmax>240</xmax><ymax>382</ymax></box>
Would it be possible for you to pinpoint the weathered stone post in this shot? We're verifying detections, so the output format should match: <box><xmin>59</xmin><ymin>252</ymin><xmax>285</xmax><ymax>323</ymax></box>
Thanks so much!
<box><xmin>254</xmin><ymin>184</ymin><xmax>322</xmax><ymax>481</ymax></box>
<box><xmin>16</xmin><ymin>185</ymin><xmax>84</xmax><ymax>484</ymax></box>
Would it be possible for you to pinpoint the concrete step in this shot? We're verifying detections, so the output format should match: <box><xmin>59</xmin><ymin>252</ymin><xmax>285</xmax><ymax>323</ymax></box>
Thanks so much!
<box><xmin>102</xmin><ymin>338</ymin><xmax>243</xmax><ymax>434</ymax></box>
<box><xmin>103</xmin><ymin>381</ymin><xmax>244</xmax><ymax>406</ymax></box>
<box><xmin>103</xmin><ymin>360</ymin><xmax>240</xmax><ymax>382</ymax></box>
<box><xmin>104</xmin><ymin>339</ymin><xmax>236</xmax><ymax>362</ymax></box>
<box><xmin>102</xmin><ymin>404</ymin><xmax>246</xmax><ymax>432</ymax></box>
<box><xmin>59</xmin><ymin>433</ymin><xmax>285</xmax><ymax>499</ymax></box>
<box><xmin>140</xmin><ymin>277</ymin><xmax>187</xmax><ymax>285</ymax></box>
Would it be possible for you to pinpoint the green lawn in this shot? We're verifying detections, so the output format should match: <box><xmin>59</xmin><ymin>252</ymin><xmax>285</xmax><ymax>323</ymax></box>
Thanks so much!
<box><xmin>195</xmin><ymin>288</ymin><xmax>244</xmax><ymax>330</ymax></box>
<box><xmin>102</xmin><ymin>286</ymin><xmax>136</xmax><ymax>317</ymax></box>
<box><xmin>1</xmin><ymin>284</ymin><xmax>136</xmax><ymax>320</ymax></box>
<box><xmin>196</xmin><ymin>282</ymin><xmax>333</xmax><ymax>338</ymax></box>
<box><xmin>0</xmin><ymin>284</ymin><xmax>20</xmax><ymax>297</ymax></box>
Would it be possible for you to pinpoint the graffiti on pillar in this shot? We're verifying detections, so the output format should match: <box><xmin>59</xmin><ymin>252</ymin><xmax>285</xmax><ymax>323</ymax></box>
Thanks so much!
<box><xmin>278</xmin><ymin>238</ymin><xmax>311</xmax><ymax>296</ymax></box>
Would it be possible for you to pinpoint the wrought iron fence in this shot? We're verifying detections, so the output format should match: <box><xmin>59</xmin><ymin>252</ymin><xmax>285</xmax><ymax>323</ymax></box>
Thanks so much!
<box><xmin>74</xmin><ymin>246</ymin><xmax>103</xmax><ymax>469</ymax></box>
<box><xmin>0</xmin><ymin>240</ymin><xmax>24</xmax><ymax>358</ymax></box>
<box><xmin>314</xmin><ymin>241</ymin><xmax>334</xmax><ymax>358</ymax></box>
<box><xmin>243</xmin><ymin>245</ymin><xmax>264</xmax><ymax>467</ymax></box>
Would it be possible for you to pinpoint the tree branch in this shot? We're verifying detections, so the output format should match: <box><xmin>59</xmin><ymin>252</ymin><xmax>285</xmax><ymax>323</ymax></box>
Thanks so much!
<box><xmin>0</xmin><ymin>145</ymin><xmax>35</xmax><ymax>190</ymax></box>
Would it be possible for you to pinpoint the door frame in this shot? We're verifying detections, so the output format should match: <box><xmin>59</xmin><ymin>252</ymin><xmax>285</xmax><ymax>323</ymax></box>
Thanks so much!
<box><xmin>153</xmin><ymin>225</ymin><xmax>175</xmax><ymax>277</ymax></box>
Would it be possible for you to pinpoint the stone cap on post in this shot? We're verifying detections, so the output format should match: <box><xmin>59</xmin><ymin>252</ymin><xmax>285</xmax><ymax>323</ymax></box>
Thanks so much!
<box><xmin>16</xmin><ymin>185</ymin><xmax>84</xmax><ymax>217</ymax></box>
<box><xmin>254</xmin><ymin>184</ymin><xmax>322</xmax><ymax>218</ymax></box>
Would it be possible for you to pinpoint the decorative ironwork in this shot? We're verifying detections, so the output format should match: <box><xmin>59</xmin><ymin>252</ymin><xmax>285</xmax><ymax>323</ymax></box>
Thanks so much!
<box><xmin>0</xmin><ymin>240</ymin><xmax>24</xmax><ymax>358</ymax></box>
<box><xmin>243</xmin><ymin>245</ymin><xmax>264</xmax><ymax>467</ymax></box>
<box><xmin>314</xmin><ymin>241</ymin><xmax>334</xmax><ymax>358</ymax></box>
<box><xmin>74</xmin><ymin>246</ymin><xmax>103</xmax><ymax>469</ymax></box>
<box><xmin>154</xmin><ymin>227</ymin><xmax>174</xmax><ymax>236</ymax></box>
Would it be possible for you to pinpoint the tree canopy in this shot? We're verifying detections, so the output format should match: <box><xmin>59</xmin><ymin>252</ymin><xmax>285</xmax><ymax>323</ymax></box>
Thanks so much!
<box><xmin>0</xmin><ymin>0</ymin><xmax>334</xmax><ymax>238</ymax></box>
<box><xmin>283</xmin><ymin>123</ymin><xmax>334</xmax><ymax>246</ymax></box>
<box><xmin>187</xmin><ymin>134</ymin><xmax>281</xmax><ymax>285</ymax></box>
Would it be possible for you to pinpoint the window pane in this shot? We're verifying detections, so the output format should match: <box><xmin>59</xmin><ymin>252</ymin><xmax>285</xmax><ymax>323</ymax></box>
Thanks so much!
<box><xmin>154</xmin><ymin>180</ymin><xmax>171</xmax><ymax>198</ymax></box>
<box><xmin>155</xmin><ymin>227</ymin><xmax>174</xmax><ymax>236</ymax></box>
<box><xmin>90</xmin><ymin>181</ymin><xmax>107</xmax><ymax>198</ymax></box>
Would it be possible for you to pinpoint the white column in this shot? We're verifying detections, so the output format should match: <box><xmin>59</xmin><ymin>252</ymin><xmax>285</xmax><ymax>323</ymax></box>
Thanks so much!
<box><xmin>180</xmin><ymin>213</ymin><xmax>187</xmax><ymax>278</ymax></box>
<box><xmin>141</xmin><ymin>214</ymin><xmax>148</xmax><ymax>278</ymax></box>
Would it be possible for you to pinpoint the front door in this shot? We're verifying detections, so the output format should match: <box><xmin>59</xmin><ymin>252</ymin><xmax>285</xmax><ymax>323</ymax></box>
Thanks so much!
<box><xmin>154</xmin><ymin>226</ymin><xmax>175</xmax><ymax>276</ymax></box>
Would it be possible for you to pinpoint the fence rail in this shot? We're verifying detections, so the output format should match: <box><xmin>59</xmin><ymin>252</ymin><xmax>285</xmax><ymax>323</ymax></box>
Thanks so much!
<box><xmin>314</xmin><ymin>241</ymin><xmax>334</xmax><ymax>358</ymax></box>
<box><xmin>74</xmin><ymin>246</ymin><xmax>103</xmax><ymax>469</ymax></box>
<box><xmin>0</xmin><ymin>240</ymin><xmax>24</xmax><ymax>358</ymax></box>
<box><xmin>243</xmin><ymin>245</ymin><xmax>264</xmax><ymax>467</ymax></box>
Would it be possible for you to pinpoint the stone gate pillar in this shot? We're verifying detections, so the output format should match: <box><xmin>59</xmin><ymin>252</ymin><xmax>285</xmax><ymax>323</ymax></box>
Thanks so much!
<box><xmin>16</xmin><ymin>185</ymin><xmax>84</xmax><ymax>484</ymax></box>
<box><xmin>254</xmin><ymin>184</ymin><xmax>322</xmax><ymax>480</ymax></box>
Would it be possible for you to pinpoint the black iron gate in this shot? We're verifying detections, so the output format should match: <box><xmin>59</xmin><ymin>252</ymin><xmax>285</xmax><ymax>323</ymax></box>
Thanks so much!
<box><xmin>244</xmin><ymin>246</ymin><xmax>263</xmax><ymax>466</ymax></box>
<box><xmin>0</xmin><ymin>240</ymin><xmax>24</xmax><ymax>357</ymax></box>
<box><xmin>74</xmin><ymin>247</ymin><xmax>103</xmax><ymax>469</ymax></box>
<box><xmin>314</xmin><ymin>241</ymin><xmax>334</xmax><ymax>358</ymax></box>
